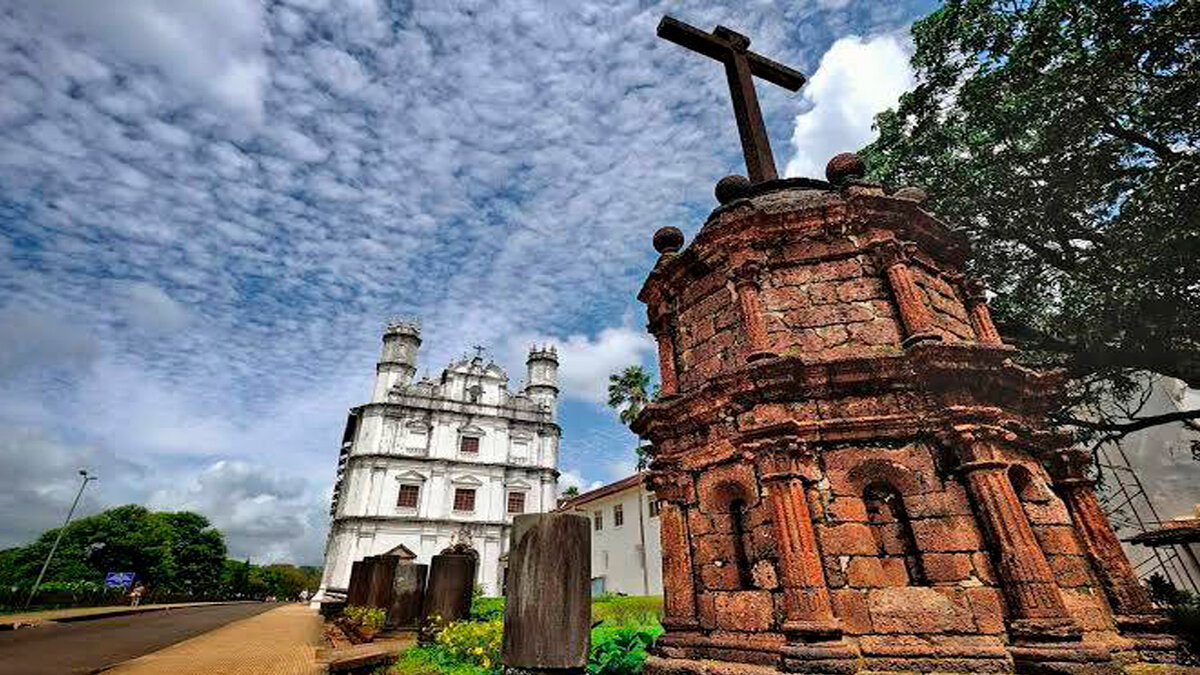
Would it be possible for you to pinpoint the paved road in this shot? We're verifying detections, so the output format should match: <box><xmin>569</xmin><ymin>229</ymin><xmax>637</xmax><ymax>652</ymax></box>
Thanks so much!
<box><xmin>0</xmin><ymin>603</ymin><xmax>279</xmax><ymax>675</ymax></box>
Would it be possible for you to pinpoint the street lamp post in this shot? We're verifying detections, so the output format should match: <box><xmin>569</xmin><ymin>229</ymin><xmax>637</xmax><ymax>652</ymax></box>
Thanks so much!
<box><xmin>25</xmin><ymin>470</ymin><xmax>98</xmax><ymax>609</ymax></box>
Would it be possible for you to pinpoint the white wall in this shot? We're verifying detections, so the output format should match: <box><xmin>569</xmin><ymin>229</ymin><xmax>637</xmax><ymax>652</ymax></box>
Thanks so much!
<box><xmin>567</xmin><ymin>482</ymin><xmax>662</xmax><ymax>596</ymax></box>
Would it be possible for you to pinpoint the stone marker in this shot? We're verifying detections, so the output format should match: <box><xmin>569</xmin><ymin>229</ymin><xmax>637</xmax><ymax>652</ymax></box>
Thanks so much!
<box><xmin>366</xmin><ymin>554</ymin><xmax>400</xmax><ymax>609</ymax></box>
<box><xmin>387</xmin><ymin>562</ymin><xmax>428</xmax><ymax>631</ymax></box>
<box><xmin>502</xmin><ymin>513</ymin><xmax>591</xmax><ymax>674</ymax></box>
<box><xmin>346</xmin><ymin>559</ymin><xmax>368</xmax><ymax>606</ymax></box>
<box><xmin>420</xmin><ymin>551</ymin><xmax>476</xmax><ymax>639</ymax></box>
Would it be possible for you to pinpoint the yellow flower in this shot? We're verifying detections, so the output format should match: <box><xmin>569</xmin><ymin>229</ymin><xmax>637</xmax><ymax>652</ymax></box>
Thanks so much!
<box><xmin>482</xmin><ymin>658</ymin><xmax>491</xmax><ymax>669</ymax></box>
<box><xmin>473</xmin><ymin>647</ymin><xmax>483</xmax><ymax>655</ymax></box>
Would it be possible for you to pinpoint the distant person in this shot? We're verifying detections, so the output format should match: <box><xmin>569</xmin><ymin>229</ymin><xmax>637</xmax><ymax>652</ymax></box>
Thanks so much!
<box><xmin>129</xmin><ymin>583</ymin><xmax>145</xmax><ymax>607</ymax></box>
<box><xmin>299</xmin><ymin>589</ymin><xmax>310</xmax><ymax>603</ymax></box>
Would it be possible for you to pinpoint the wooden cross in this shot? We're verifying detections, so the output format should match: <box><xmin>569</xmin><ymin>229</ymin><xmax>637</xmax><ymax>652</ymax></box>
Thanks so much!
<box><xmin>472</xmin><ymin>345</ymin><xmax>486</xmax><ymax>360</ymax></box>
<box><xmin>657</xmin><ymin>16</ymin><xmax>806</xmax><ymax>184</ymax></box>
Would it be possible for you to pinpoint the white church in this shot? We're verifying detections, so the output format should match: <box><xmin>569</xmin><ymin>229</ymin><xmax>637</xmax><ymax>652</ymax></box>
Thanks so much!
<box><xmin>315</xmin><ymin>319</ymin><xmax>561</xmax><ymax>599</ymax></box>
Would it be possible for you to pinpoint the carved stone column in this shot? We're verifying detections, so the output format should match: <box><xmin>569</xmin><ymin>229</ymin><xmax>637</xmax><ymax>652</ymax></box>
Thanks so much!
<box><xmin>729</xmin><ymin>260</ymin><xmax>775</xmax><ymax>361</ymax></box>
<box><xmin>1047</xmin><ymin>450</ymin><xmax>1177</xmax><ymax>660</ymax></box>
<box><xmin>650</xmin><ymin>472</ymin><xmax>698</xmax><ymax>630</ymax></box>
<box><xmin>962</xmin><ymin>278</ymin><xmax>1003</xmax><ymax>346</ymax></box>
<box><xmin>869</xmin><ymin>239</ymin><xmax>941</xmax><ymax>347</ymax></box>
<box><xmin>746</xmin><ymin>431</ymin><xmax>858</xmax><ymax>673</ymax></box>
<box><xmin>648</xmin><ymin>315</ymin><xmax>679</xmax><ymax>397</ymax></box>
<box><xmin>948</xmin><ymin>426</ymin><xmax>1117</xmax><ymax>674</ymax></box>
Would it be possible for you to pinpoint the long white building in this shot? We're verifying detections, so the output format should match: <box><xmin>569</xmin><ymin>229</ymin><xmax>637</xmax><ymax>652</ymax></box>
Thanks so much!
<box><xmin>315</xmin><ymin>319</ymin><xmax>561</xmax><ymax>599</ymax></box>
<box><xmin>561</xmin><ymin>473</ymin><xmax>663</xmax><ymax>597</ymax></box>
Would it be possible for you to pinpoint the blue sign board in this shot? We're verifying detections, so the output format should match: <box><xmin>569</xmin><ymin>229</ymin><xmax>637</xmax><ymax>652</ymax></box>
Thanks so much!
<box><xmin>105</xmin><ymin>572</ymin><xmax>135</xmax><ymax>589</ymax></box>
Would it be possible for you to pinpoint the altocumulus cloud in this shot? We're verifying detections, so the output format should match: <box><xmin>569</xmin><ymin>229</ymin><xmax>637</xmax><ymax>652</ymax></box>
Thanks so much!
<box><xmin>0</xmin><ymin>0</ymin><xmax>934</xmax><ymax>562</ymax></box>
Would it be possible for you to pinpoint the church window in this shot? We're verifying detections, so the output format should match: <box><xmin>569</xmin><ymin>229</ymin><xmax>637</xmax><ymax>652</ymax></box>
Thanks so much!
<box><xmin>649</xmin><ymin>498</ymin><xmax>660</xmax><ymax>517</ymax></box>
<box><xmin>613</xmin><ymin>503</ymin><xmax>624</xmax><ymax>527</ymax></box>
<box><xmin>453</xmin><ymin>488</ymin><xmax>476</xmax><ymax>512</ymax></box>
<box><xmin>460</xmin><ymin>436</ymin><xmax>480</xmax><ymax>454</ymax></box>
<box><xmin>507</xmin><ymin>491</ymin><xmax>526</xmax><ymax>514</ymax></box>
<box><xmin>593</xmin><ymin>510</ymin><xmax>603</xmax><ymax>531</ymax></box>
<box><xmin>397</xmin><ymin>484</ymin><xmax>420</xmax><ymax>509</ymax></box>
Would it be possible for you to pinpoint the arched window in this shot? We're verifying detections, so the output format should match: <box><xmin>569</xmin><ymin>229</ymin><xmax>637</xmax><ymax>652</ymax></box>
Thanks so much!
<box><xmin>863</xmin><ymin>482</ymin><xmax>925</xmax><ymax>586</ymax></box>
<box><xmin>729</xmin><ymin>497</ymin><xmax>753</xmax><ymax>589</ymax></box>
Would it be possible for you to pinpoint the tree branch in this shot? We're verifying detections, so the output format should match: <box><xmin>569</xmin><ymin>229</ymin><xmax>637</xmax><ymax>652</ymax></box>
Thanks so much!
<box><xmin>1102</xmin><ymin>122</ymin><xmax>1182</xmax><ymax>162</ymax></box>
<box><xmin>1056</xmin><ymin>408</ymin><xmax>1200</xmax><ymax>434</ymax></box>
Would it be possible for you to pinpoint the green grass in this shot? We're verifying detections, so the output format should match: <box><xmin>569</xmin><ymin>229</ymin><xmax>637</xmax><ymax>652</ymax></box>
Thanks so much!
<box><xmin>591</xmin><ymin>595</ymin><xmax>662</xmax><ymax>629</ymax></box>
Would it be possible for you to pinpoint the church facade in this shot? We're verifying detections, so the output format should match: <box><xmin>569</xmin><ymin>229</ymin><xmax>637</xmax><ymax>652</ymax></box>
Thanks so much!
<box><xmin>315</xmin><ymin>319</ymin><xmax>561</xmax><ymax>599</ymax></box>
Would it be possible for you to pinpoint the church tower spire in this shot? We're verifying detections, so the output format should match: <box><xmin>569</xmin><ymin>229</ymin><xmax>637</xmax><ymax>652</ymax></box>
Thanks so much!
<box><xmin>372</xmin><ymin>318</ymin><xmax>420</xmax><ymax>402</ymax></box>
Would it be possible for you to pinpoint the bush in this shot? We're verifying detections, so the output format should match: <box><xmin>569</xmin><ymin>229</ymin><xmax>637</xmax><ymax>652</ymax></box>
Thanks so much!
<box><xmin>343</xmin><ymin>605</ymin><xmax>387</xmax><ymax>632</ymax></box>
<box><xmin>435</xmin><ymin>619</ymin><xmax>502</xmax><ymax>671</ymax></box>
<box><xmin>387</xmin><ymin>646</ymin><xmax>491</xmax><ymax>675</ymax></box>
<box><xmin>589</xmin><ymin>626</ymin><xmax>661</xmax><ymax>675</ymax></box>
<box><xmin>470</xmin><ymin>596</ymin><xmax>505</xmax><ymax>622</ymax></box>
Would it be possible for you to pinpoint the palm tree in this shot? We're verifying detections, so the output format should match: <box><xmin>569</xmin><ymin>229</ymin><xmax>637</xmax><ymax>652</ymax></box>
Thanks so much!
<box><xmin>607</xmin><ymin>366</ymin><xmax>652</xmax><ymax>425</ymax></box>
<box><xmin>562</xmin><ymin>486</ymin><xmax>580</xmax><ymax>499</ymax></box>
<box><xmin>608</xmin><ymin>365</ymin><xmax>654</xmax><ymax>470</ymax></box>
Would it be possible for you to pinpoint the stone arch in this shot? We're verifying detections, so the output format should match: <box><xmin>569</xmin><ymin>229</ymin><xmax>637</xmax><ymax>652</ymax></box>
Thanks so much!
<box><xmin>845</xmin><ymin>458</ymin><xmax>930</xmax><ymax>497</ymax></box>
<box><xmin>695</xmin><ymin>463</ymin><xmax>762</xmax><ymax>591</ymax></box>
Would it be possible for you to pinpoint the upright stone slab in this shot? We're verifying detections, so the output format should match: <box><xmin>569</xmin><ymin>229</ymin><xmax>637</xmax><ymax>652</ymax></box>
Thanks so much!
<box><xmin>387</xmin><ymin>562</ymin><xmax>428</xmax><ymax>631</ymax></box>
<box><xmin>421</xmin><ymin>552</ymin><xmax>476</xmax><ymax>635</ymax></box>
<box><xmin>366</xmin><ymin>555</ymin><xmax>400</xmax><ymax>609</ymax></box>
<box><xmin>346</xmin><ymin>559</ymin><xmax>369</xmax><ymax>606</ymax></box>
<box><xmin>502</xmin><ymin>513</ymin><xmax>591</xmax><ymax>673</ymax></box>
<box><xmin>632</xmin><ymin>153</ymin><xmax>1164</xmax><ymax>675</ymax></box>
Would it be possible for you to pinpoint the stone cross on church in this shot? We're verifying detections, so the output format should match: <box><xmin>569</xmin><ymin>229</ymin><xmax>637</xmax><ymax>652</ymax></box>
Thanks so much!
<box><xmin>657</xmin><ymin>16</ymin><xmax>806</xmax><ymax>183</ymax></box>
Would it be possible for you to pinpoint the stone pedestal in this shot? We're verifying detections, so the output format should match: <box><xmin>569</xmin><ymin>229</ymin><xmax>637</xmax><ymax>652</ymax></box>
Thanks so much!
<box><xmin>502</xmin><ymin>513</ymin><xmax>591</xmax><ymax>674</ymax></box>
<box><xmin>366</xmin><ymin>554</ymin><xmax>400</xmax><ymax>609</ymax></box>
<box><xmin>632</xmin><ymin>165</ymin><xmax>1158</xmax><ymax>675</ymax></box>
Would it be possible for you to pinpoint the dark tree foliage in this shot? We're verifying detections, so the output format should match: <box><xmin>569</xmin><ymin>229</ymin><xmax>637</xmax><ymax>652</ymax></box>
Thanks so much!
<box><xmin>862</xmin><ymin>0</ymin><xmax>1200</xmax><ymax>446</ymax></box>
<box><xmin>0</xmin><ymin>505</ymin><xmax>226</xmax><ymax>594</ymax></box>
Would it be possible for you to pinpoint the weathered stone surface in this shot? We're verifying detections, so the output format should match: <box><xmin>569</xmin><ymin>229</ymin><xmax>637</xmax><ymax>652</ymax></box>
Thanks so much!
<box><xmin>421</xmin><ymin>553</ymin><xmax>475</xmax><ymax>630</ymax></box>
<box><xmin>386</xmin><ymin>562</ymin><xmax>427</xmax><ymax>630</ymax></box>
<box><xmin>503</xmin><ymin>512</ymin><xmax>590</xmax><ymax>670</ymax></box>
<box><xmin>635</xmin><ymin>171</ymin><xmax>1149</xmax><ymax>675</ymax></box>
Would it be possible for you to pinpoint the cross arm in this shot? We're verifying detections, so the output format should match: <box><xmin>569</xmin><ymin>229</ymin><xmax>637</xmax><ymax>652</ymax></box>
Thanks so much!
<box><xmin>657</xmin><ymin>16</ymin><xmax>727</xmax><ymax>62</ymax></box>
<box><xmin>747</xmin><ymin>53</ymin><xmax>805</xmax><ymax>91</ymax></box>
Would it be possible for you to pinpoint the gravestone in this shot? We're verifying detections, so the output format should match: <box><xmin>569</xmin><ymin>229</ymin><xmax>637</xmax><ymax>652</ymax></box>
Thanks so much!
<box><xmin>346</xmin><ymin>559</ymin><xmax>369</xmax><ymax>606</ymax></box>
<box><xmin>366</xmin><ymin>554</ymin><xmax>400</xmax><ymax>609</ymax></box>
<box><xmin>420</xmin><ymin>551</ymin><xmax>476</xmax><ymax>638</ymax></box>
<box><xmin>387</xmin><ymin>561</ymin><xmax>428</xmax><ymax>631</ymax></box>
<box><xmin>502</xmin><ymin>513</ymin><xmax>590</xmax><ymax>674</ymax></box>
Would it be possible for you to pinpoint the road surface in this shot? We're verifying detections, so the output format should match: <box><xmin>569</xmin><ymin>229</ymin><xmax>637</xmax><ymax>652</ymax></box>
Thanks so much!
<box><xmin>0</xmin><ymin>602</ymin><xmax>278</xmax><ymax>675</ymax></box>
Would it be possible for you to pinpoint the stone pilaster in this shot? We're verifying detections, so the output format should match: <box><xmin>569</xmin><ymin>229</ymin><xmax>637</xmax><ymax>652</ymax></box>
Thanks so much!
<box><xmin>948</xmin><ymin>426</ymin><xmax>1118</xmax><ymax>674</ymax></box>
<box><xmin>868</xmin><ymin>239</ymin><xmax>941</xmax><ymax>346</ymax></box>
<box><xmin>651</xmin><ymin>472</ymin><xmax>699</xmax><ymax>630</ymax></box>
<box><xmin>729</xmin><ymin>260</ymin><xmax>775</xmax><ymax>361</ymax></box>
<box><xmin>962</xmin><ymin>279</ymin><xmax>1004</xmax><ymax>346</ymax></box>
<box><xmin>1047</xmin><ymin>450</ymin><xmax>1178</xmax><ymax>661</ymax></box>
<box><xmin>648</xmin><ymin>315</ymin><xmax>679</xmax><ymax>397</ymax></box>
<box><xmin>750</xmin><ymin>435</ymin><xmax>858</xmax><ymax>673</ymax></box>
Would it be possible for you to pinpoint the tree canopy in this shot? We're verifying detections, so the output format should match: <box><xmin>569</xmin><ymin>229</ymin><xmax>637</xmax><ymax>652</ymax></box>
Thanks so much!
<box><xmin>861</xmin><ymin>0</ymin><xmax>1199</xmax><ymax>444</ymax></box>
<box><xmin>608</xmin><ymin>365</ymin><xmax>655</xmax><ymax>470</ymax></box>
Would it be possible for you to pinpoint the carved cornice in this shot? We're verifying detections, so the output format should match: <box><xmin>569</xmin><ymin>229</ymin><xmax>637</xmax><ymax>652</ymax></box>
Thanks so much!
<box><xmin>729</xmin><ymin>259</ymin><xmax>766</xmax><ymax>289</ymax></box>
<box><xmin>735</xmin><ymin>422</ymin><xmax>820</xmax><ymax>482</ymax></box>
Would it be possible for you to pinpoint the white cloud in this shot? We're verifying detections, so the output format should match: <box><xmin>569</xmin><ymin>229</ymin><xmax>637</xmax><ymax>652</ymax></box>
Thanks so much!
<box><xmin>506</xmin><ymin>325</ymin><xmax>656</xmax><ymax>405</ymax></box>
<box><xmin>117</xmin><ymin>282</ymin><xmax>190</xmax><ymax>334</ymax></box>
<box><xmin>558</xmin><ymin>468</ymin><xmax>603</xmax><ymax>495</ymax></box>
<box><xmin>19</xmin><ymin>0</ymin><xmax>268</xmax><ymax>123</ymax></box>
<box><xmin>784</xmin><ymin>33</ymin><xmax>914</xmax><ymax>179</ymax></box>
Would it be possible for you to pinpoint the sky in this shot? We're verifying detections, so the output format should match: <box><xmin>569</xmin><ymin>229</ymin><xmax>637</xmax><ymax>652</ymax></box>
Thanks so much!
<box><xmin>0</xmin><ymin>0</ymin><xmax>939</xmax><ymax>565</ymax></box>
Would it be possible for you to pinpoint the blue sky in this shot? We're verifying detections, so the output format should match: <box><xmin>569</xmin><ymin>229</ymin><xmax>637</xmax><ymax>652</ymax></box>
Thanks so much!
<box><xmin>0</xmin><ymin>0</ymin><xmax>933</xmax><ymax>564</ymax></box>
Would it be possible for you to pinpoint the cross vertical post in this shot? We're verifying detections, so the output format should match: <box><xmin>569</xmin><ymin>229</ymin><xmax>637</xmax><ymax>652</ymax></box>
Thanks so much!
<box><xmin>657</xmin><ymin>16</ymin><xmax>806</xmax><ymax>184</ymax></box>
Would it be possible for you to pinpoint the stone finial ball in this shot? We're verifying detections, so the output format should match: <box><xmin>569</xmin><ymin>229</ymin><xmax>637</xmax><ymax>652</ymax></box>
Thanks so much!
<box><xmin>825</xmin><ymin>152</ymin><xmax>866</xmax><ymax>184</ymax></box>
<box><xmin>653</xmin><ymin>226</ymin><xmax>685</xmax><ymax>254</ymax></box>
<box><xmin>894</xmin><ymin>186</ymin><xmax>928</xmax><ymax>204</ymax></box>
<box><xmin>714</xmin><ymin>174</ymin><xmax>752</xmax><ymax>204</ymax></box>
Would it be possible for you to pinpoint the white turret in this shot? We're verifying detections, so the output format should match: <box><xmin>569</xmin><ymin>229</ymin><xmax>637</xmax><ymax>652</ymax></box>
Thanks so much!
<box><xmin>523</xmin><ymin>344</ymin><xmax>559</xmax><ymax>419</ymax></box>
<box><xmin>372</xmin><ymin>318</ymin><xmax>421</xmax><ymax>402</ymax></box>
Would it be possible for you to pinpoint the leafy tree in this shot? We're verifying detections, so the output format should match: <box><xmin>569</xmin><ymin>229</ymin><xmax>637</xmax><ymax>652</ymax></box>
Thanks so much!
<box><xmin>0</xmin><ymin>505</ymin><xmax>228</xmax><ymax>597</ymax></box>
<box><xmin>607</xmin><ymin>366</ymin><xmax>655</xmax><ymax>470</ymax></box>
<box><xmin>562</xmin><ymin>486</ymin><xmax>581</xmax><ymax>499</ymax></box>
<box><xmin>862</xmin><ymin>0</ymin><xmax>1200</xmax><ymax>448</ymax></box>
